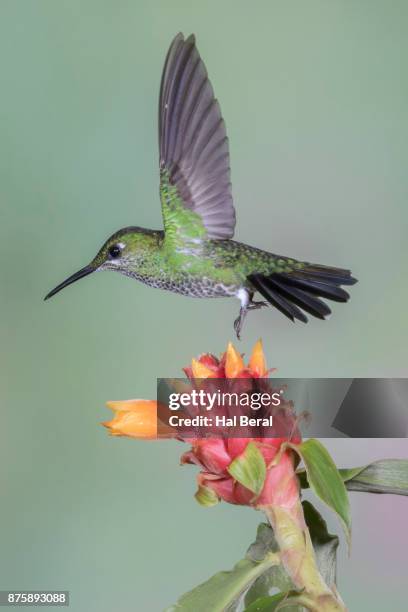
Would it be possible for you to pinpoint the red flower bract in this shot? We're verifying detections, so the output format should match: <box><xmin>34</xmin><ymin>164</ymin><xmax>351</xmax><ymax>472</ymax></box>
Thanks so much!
<box><xmin>104</xmin><ymin>340</ymin><xmax>301</xmax><ymax>509</ymax></box>
<box><xmin>179</xmin><ymin>341</ymin><xmax>301</xmax><ymax>508</ymax></box>
<box><xmin>195</xmin><ymin>447</ymin><xmax>299</xmax><ymax>508</ymax></box>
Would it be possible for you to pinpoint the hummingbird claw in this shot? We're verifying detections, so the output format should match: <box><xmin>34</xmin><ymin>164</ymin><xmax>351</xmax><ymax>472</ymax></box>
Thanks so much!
<box><xmin>234</xmin><ymin>307</ymin><xmax>247</xmax><ymax>340</ymax></box>
<box><xmin>233</xmin><ymin>317</ymin><xmax>241</xmax><ymax>340</ymax></box>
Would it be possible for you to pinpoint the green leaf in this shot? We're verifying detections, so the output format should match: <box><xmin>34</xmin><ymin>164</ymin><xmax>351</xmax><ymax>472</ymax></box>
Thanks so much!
<box><xmin>298</xmin><ymin>459</ymin><xmax>408</xmax><ymax>496</ymax></box>
<box><xmin>302</xmin><ymin>500</ymin><xmax>339</xmax><ymax>588</ymax></box>
<box><xmin>166</xmin><ymin>523</ymin><xmax>280</xmax><ymax>612</ymax></box>
<box><xmin>194</xmin><ymin>485</ymin><xmax>220</xmax><ymax>507</ymax></box>
<box><xmin>342</xmin><ymin>459</ymin><xmax>408</xmax><ymax>495</ymax></box>
<box><xmin>244</xmin><ymin>574</ymin><xmax>291</xmax><ymax>609</ymax></box>
<box><xmin>165</xmin><ymin>559</ymin><xmax>271</xmax><ymax>612</ymax></box>
<box><xmin>291</xmin><ymin>439</ymin><xmax>351</xmax><ymax>547</ymax></box>
<box><xmin>246</xmin><ymin>523</ymin><xmax>279</xmax><ymax>562</ymax></box>
<box><xmin>244</xmin><ymin>591</ymin><xmax>316</xmax><ymax>612</ymax></box>
<box><xmin>244</xmin><ymin>592</ymin><xmax>288</xmax><ymax>611</ymax></box>
<box><xmin>275</xmin><ymin>593</ymin><xmax>316</xmax><ymax>610</ymax></box>
<box><xmin>228</xmin><ymin>441</ymin><xmax>266</xmax><ymax>496</ymax></box>
<box><xmin>297</xmin><ymin>466</ymin><xmax>363</xmax><ymax>490</ymax></box>
<box><xmin>338</xmin><ymin>467</ymin><xmax>367</xmax><ymax>482</ymax></box>
<box><xmin>244</xmin><ymin>526</ymin><xmax>299</xmax><ymax>611</ymax></box>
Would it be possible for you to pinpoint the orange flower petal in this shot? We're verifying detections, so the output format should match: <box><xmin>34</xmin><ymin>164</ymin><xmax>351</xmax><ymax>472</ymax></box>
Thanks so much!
<box><xmin>191</xmin><ymin>358</ymin><xmax>217</xmax><ymax>379</ymax></box>
<box><xmin>106</xmin><ymin>399</ymin><xmax>153</xmax><ymax>412</ymax></box>
<box><xmin>248</xmin><ymin>339</ymin><xmax>268</xmax><ymax>377</ymax></box>
<box><xmin>104</xmin><ymin>399</ymin><xmax>158</xmax><ymax>439</ymax></box>
<box><xmin>225</xmin><ymin>342</ymin><xmax>245</xmax><ymax>378</ymax></box>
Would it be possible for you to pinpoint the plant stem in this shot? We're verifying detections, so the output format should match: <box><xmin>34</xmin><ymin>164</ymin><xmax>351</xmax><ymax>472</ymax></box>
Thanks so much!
<box><xmin>264</xmin><ymin>501</ymin><xmax>347</xmax><ymax>611</ymax></box>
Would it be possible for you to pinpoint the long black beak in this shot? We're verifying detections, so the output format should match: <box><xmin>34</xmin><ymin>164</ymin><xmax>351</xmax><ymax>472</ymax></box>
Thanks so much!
<box><xmin>44</xmin><ymin>265</ymin><xmax>94</xmax><ymax>301</ymax></box>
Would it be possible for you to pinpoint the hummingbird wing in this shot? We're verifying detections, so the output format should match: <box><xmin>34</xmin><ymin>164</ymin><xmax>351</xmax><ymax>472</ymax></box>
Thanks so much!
<box><xmin>159</xmin><ymin>33</ymin><xmax>236</xmax><ymax>245</ymax></box>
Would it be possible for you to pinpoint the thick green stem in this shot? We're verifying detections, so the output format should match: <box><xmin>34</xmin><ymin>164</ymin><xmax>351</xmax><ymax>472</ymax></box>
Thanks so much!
<box><xmin>263</xmin><ymin>502</ymin><xmax>347</xmax><ymax>612</ymax></box>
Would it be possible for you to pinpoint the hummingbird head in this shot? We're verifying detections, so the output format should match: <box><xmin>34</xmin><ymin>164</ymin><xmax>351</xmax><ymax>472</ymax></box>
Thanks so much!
<box><xmin>44</xmin><ymin>226</ymin><xmax>162</xmax><ymax>301</ymax></box>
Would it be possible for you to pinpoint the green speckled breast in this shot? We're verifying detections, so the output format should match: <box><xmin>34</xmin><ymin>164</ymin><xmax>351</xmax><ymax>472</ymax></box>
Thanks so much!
<box><xmin>118</xmin><ymin>236</ymin><xmax>306</xmax><ymax>299</ymax></box>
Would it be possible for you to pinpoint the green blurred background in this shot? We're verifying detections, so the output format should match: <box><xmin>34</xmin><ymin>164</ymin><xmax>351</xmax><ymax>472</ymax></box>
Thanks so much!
<box><xmin>1</xmin><ymin>1</ymin><xmax>407</xmax><ymax>610</ymax></box>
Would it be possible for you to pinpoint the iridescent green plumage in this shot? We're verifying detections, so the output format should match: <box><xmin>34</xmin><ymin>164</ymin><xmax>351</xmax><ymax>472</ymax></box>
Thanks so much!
<box><xmin>45</xmin><ymin>33</ymin><xmax>357</xmax><ymax>338</ymax></box>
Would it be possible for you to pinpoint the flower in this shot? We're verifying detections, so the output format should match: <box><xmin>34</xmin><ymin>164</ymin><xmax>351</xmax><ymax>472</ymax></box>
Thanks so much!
<box><xmin>103</xmin><ymin>340</ymin><xmax>301</xmax><ymax>510</ymax></box>
<box><xmin>103</xmin><ymin>399</ymin><xmax>158</xmax><ymax>439</ymax></box>
<box><xmin>179</xmin><ymin>340</ymin><xmax>301</xmax><ymax>508</ymax></box>
<box><xmin>102</xmin><ymin>341</ymin><xmax>347</xmax><ymax>611</ymax></box>
<box><xmin>183</xmin><ymin>340</ymin><xmax>272</xmax><ymax>380</ymax></box>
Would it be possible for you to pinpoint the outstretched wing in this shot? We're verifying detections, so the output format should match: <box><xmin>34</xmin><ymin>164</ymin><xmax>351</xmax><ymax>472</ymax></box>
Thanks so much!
<box><xmin>159</xmin><ymin>33</ymin><xmax>236</xmax><ymax>247</ymax></box>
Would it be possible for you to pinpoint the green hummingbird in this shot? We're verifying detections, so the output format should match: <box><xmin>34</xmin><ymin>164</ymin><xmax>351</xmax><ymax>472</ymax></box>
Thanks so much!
<box><xmin>45</xmin><ymin>33</ymin><xmax>357</xmax><ymax>338</ymax></box>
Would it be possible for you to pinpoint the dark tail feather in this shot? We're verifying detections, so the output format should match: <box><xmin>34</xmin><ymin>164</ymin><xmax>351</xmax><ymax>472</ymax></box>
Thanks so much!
<box><xmin>267</xmin><ymin>277</ymin><xmax>331</xmax><ymax>319</ymax></box>
<box><xmin>294</xmin><ymin>267</ymin><xmax>357</xmax><ymax>286</ymax></box>
<box><xmin>278</xmin><ymin>275</ymin><xmax>350</xmax><ymax>302</ymax></box>
<box><xmin>248</xmin><ymin>265</ymin><xmax>357</xmax><ymax>323</ymax></box>
<box><xmin>248</xmin><ymin>274</ymin><xmax>308</xmax><ymax>323</ymax></box>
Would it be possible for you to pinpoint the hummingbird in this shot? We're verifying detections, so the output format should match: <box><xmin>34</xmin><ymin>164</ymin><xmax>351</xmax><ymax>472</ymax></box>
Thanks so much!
<box><xmin>45</xmin><ymin>33</ymin><xmax>357</xmax><ymax>338</ymax></box>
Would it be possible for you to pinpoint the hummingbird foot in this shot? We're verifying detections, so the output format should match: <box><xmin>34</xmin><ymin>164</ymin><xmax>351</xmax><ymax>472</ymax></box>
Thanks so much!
<box><xmin>234</xmin><ymin>292</ymin><xmax>269</xmax><ymax>339</ymax></box>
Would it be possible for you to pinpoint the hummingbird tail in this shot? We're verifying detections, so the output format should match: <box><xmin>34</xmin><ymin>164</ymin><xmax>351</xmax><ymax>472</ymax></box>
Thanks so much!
<box><xmin>247</xmin><ymin>265</ymin><xmax>358</xmax><ymax>323</ymax></box>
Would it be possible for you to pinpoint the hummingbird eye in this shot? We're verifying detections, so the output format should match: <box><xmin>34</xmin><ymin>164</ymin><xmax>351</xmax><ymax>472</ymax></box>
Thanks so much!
<box><xmin>108</xmin><ymin>244</ymin><xmax>122</xmax><ymax>259</ymax></box>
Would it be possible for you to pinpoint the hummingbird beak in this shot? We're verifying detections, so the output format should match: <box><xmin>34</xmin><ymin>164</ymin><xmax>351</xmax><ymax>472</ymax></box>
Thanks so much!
<box><xmin>44</xmin><ymin>265</ymin><xmax>94</xmax><ymax>301</ymax></box>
